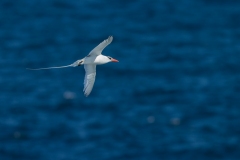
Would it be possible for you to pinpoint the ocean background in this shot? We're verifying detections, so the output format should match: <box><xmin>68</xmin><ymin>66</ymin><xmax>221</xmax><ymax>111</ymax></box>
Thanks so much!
<box><xmin>0</xmin><ymin>0</ymin><xmax>240</xmax><ymax>159</ymax></box>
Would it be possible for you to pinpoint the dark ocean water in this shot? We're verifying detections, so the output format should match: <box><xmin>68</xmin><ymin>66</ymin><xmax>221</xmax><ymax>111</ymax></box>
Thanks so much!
<box><xmin>0</xmin><ymin>0</ymin><xmax>240</xmax><ymax>159</ymax></box>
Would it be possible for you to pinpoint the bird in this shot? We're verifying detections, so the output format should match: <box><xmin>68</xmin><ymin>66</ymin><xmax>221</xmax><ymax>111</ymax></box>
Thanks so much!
<box><xmin>27</xmin><ymin>36</ymin><xmax>118</xmax><ymax>97</ymax></box>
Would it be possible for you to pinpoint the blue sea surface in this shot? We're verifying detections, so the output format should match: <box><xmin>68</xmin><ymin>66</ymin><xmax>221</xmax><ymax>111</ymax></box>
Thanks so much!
<box><xmin>0</xmin><ymin>0</ymin><xmax>240</xmax><ymax>159</ymax></box>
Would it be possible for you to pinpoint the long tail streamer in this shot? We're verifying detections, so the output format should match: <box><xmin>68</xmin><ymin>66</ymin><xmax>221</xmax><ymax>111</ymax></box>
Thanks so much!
<box><xmin>26</xmin><ymin>64</ymin><xmax>74</xmax><ymax>70</ymax></box>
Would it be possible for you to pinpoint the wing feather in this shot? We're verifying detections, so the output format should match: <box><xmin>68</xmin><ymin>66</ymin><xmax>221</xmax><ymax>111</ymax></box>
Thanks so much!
<box><xmin>88</xmin><ymin>36</ymin><xmax>113</xmax><ymax>56</ymax></box>
<box><xmin>83</xmin><ymin>64</ymin><xmax>96</xmax><ymax>97</ymax></box>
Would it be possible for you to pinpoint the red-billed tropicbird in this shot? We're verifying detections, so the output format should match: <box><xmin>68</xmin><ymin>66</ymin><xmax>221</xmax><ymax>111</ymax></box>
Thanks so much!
<box><xmin>27</xmin><ymin>36</ymin><xmax>118</xmax><ymax>97</ymax></box>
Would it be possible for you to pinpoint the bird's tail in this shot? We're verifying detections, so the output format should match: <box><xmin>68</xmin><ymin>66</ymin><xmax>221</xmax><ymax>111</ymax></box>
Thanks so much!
<box><xmin>26</xmin><ymin>59</ymin><xmax>84</xmax><ymax>70</ymax></box>
<box><xmin>71</xmin><ymin>59</ymin><xmax>84</xmax><ymax>67</ymax></box>
<box><xmin>26</xmin><ymin>64</ymin><xmax>74</xmax><ymax>70</ymax></box>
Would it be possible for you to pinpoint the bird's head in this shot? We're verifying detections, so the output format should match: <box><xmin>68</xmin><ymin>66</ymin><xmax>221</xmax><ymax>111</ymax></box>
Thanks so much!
<box><xmin>106</xmin><ymin>56</ymin><xmax>119</xmax><ymax>63</ymax></box>
<box><xmin>95</xmin><ymin>55</ymin><xmax>119</xmax><ymax>65</ymax></box>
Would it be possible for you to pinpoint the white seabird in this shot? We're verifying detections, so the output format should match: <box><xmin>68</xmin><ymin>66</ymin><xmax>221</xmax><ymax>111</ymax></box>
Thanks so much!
<box><xmin>27</xmin><ymin>36</ymin><xmax>118</xmax><ymax>97</ymax></box>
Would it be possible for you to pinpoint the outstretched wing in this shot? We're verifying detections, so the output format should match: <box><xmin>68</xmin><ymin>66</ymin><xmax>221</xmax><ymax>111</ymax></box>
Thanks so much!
<box><xmin>88</xmin><ymin>36</ymin><xmax>113</xmax><ymax>56</ymax></box>
<box><xmin>83</xmin><ymin>64</ymin><xmax>96</xmax><ymax>97</ymax></box>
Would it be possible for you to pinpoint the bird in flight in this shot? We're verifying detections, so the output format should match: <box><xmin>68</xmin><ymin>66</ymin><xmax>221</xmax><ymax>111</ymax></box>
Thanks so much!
<box><xmin>27</xmin><ymin>36</ymin><xmax>118</xmax><ymax>97</ymax></box>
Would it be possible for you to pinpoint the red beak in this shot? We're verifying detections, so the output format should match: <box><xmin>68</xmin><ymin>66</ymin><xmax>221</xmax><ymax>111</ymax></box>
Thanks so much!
<box><xmin>111</xmin><ymin>58</ymin><xmax>119</xmax><ymax>62</ymax></box>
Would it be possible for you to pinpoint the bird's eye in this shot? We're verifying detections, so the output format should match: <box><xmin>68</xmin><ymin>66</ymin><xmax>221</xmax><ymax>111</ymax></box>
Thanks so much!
<box><xmin>108</xmin><ymin>57</ymin><xmax>111</xmax><ymax>60</ymax></box>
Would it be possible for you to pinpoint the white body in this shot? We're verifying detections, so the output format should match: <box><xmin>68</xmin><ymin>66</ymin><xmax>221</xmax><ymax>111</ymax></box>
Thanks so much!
<box><xmin>84</xmin><ymin>55</ymin><xmax>111</xmax><ymax>65</ymax></box>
